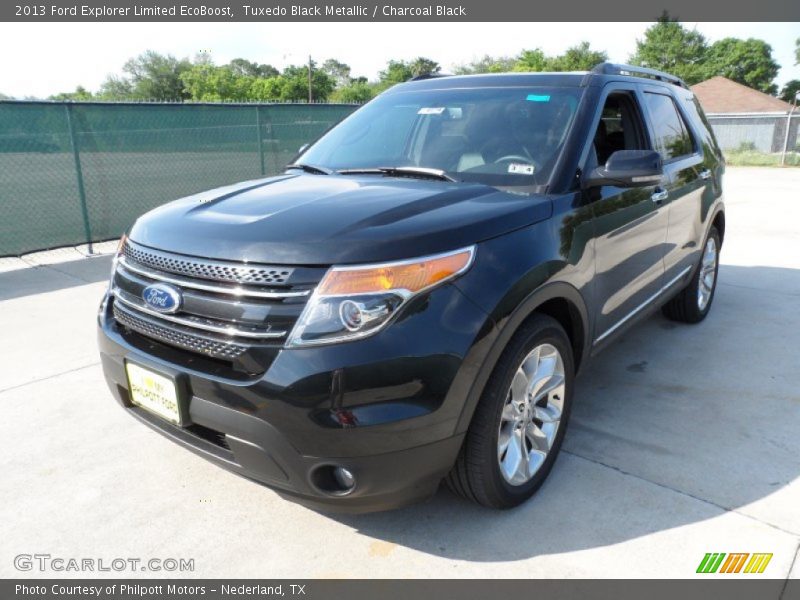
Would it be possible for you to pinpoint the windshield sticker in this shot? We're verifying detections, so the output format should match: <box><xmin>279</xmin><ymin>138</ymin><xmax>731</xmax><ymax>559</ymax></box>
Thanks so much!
<box><xmin>526</xmin><ymin>94</ymin><xmax>551</xmax><ymax>102</ymax></box>
<box><xmin>508</xmin><ymin>163</ymin><xmax>535</xmax><ymax>175</ymax></box>
<box><xmin>418</xmin><ymin>107</ymin><xmax>446</xmax><ymax>115</ymax></box>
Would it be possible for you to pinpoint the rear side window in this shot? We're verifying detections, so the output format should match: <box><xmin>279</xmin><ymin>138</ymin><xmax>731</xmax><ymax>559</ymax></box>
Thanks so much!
<box><xmin>644</xmin><ymin>93</ymin><xmax>695</xmax><ymax>161</ymax></box>
<box><xmin>686</xmin><ymin>97</ymin><xmax>722</xmax><ymax>157</ymax></box>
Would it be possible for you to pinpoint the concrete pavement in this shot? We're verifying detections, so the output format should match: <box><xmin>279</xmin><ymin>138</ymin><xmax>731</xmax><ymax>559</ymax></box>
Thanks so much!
<box><xmin>1</xmin><ymin>167</ymin><xmax>798</xmax><ymax>583</ymax></box>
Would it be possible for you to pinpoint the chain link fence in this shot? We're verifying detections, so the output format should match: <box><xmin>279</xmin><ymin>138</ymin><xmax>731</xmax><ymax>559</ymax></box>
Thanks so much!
<box><xmin>0</xmin><ymin>101</ymin><xmax>358</xmax><ymax>256</ymax></box>
<box><xmin>4</xmin><ymin>102</ymin><xmax>794</xmax><ymax>257</ymax></box>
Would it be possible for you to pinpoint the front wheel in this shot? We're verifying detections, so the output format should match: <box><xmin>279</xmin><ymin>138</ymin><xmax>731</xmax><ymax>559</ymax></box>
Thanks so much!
<box><xmin>446</xmin><ymin>315</ymin><xmax>574</xmax><ymax>509</ymax></box>
<box><xmin>662</xmin><ymin>227</ymin><xmax>720</xmax><ymax>323</ymax></box>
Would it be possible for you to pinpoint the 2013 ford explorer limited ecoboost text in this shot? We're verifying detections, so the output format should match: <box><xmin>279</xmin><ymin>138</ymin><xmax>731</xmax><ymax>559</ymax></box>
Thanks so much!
<box><xmin>98</xmin><ymin>63</ymin><xmax>725</xmax><ymax>512</ymax></box>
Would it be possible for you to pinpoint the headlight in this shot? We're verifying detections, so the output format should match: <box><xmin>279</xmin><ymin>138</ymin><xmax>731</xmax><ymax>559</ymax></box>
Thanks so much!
<box><xmin>107</xmin><ymin>233</ymin><xmax>127</xmax><ymax>291</ymax></box>
<box><xmin>113</xmin><ymin>234</ymin><xmax>127</xmax><ymax>266</ymax></box>
<box><xmin>287</xmin><ymin>246</ymin><xmax>475</xmax><ymax>347</ymax></box>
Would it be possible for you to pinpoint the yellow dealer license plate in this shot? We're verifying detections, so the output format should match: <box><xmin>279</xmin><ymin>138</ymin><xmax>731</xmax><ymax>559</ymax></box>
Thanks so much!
<box><xmin>125</xmin><ymin>362</ymin><xmax>181</xmax><ymax>425</ymax></box>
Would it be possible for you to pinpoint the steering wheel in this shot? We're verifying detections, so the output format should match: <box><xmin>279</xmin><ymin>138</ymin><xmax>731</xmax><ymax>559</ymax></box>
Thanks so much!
<box><xmin>494</xmin><ymin>154</ymin><xmax>530</xmax><ymax>163</ymax></box>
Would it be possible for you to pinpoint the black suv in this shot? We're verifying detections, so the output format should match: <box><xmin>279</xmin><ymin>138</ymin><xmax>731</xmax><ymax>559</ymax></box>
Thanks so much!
<box><xmin>98</xmin><ymin>63</ymin><xmax>725</xmax><ymax>512</ymax></box>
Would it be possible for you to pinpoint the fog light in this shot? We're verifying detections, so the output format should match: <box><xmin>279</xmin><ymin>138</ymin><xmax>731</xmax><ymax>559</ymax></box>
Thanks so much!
<box><xmin>333</xmin><ymin>467</ymin><xmax>356</xmax><ymax>491</ymax></box>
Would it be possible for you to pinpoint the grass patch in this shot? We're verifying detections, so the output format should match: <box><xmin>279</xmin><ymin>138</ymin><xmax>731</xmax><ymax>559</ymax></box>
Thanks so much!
<box><xmin>724</xmin><ymin>151</ymin><xmax>800</xmax><ymax>167</ymax></box>
<box><xmin>724</xmin><ymin>142</ymin><xmax>800</xmax><ymax>167</ymax></box>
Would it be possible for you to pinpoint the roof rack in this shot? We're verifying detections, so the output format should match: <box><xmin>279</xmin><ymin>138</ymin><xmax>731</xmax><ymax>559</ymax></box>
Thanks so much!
<box><xmin>591</xmin><ymin>62</ymin><xmax>689</xmax><ymax>89</ymax></box>
<box><xmin>408</xmin><ymin>73</ymin><xmax>451</xmax><ymax>82</ymax></box>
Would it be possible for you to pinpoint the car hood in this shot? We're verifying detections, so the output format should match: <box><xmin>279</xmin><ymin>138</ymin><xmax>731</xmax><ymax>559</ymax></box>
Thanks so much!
<box><xmin>129</xmin><ymin>174</ymin><xmax>553</xmax><ymax>265</ymax></box>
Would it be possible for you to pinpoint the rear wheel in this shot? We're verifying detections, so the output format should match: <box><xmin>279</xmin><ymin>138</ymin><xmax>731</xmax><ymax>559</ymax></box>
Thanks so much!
<box><xmin>662</xmin><ymin>227</ymin><xmax>720</xmax><ymax>323</ymax></box>
<box><xmin>446</xmin><ymin>315</ymin><xmax>574</xmax><ymax>509</ymax></box>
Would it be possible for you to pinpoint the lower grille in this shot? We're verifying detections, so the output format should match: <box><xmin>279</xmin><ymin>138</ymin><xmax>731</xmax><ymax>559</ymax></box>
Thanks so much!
<box><xmin>113</xmin><ymin>302</ymin><xmax>248</xmax><ymax>361</ymax></box>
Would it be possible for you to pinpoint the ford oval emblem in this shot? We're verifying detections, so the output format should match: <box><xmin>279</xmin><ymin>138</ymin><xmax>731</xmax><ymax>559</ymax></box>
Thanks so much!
<box><xmin>142</xmin><ymin>283</ymin><xmax>182</xmax><ymax>314</ymax></box>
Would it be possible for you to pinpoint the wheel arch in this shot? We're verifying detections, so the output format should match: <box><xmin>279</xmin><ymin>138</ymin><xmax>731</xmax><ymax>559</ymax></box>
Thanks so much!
<box><xmin>711</xmin><ymin>207</ymin><xmax>726</xmax><ymax>247</ymax></box>
<box><xmin>454</xmin><ymin>281</ymin><xmax>590</xmax><ymax>434</ymax></box>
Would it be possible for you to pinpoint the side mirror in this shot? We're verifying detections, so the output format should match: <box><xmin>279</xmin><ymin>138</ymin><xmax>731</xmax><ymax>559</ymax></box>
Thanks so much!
<box><xmin>585</xmin><ymin>150</ymin><xmax>663</xmax><ymax>188</ymax></box>
<box><xmin>297</xmin><ymin>143</ymin><xmax>310</xmax><ymax>154</ymax></box>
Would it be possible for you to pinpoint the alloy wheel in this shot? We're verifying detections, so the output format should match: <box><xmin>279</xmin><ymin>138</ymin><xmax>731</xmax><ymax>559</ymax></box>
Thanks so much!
<box><xmin>497</xmin><ymin>343</ymin><xmax>566</xmax><ymax>486</ymax></box>
<box><xmin>697</xmin><ymin>237</ymin><xmax>718</xmax><ymax>311</ymax></box>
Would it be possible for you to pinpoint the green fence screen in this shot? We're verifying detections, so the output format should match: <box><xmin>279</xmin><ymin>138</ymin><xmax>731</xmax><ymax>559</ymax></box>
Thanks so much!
<box><xmin>0</xmin><ymin>101</ymin><xmax>358</xmax><ymax>256</ymax></box>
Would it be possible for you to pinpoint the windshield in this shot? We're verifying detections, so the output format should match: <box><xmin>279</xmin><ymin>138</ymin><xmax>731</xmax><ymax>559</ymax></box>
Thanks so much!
<box><xmin>299</xmin><ymin>85</ymin><xmax>583</xmax><ymax>191</ymax></box>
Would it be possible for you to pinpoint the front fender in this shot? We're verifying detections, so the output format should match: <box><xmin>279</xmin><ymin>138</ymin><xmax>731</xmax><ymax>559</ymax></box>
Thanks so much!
<box><xmin>450</xmin><ymin>218</ymin><xmax>594</xmax><ymax>435</ymax></box>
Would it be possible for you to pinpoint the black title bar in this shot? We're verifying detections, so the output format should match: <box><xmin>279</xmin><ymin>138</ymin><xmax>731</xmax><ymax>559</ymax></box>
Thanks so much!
<box><xmin>4</xmin><ymin>579</ymin><xmax>800</xmax><ymax>600</ymax></box>
<box><xmin>4</xmin><ymin>0</ymin><xmax>800</xmax><ymax>21</ymax></box>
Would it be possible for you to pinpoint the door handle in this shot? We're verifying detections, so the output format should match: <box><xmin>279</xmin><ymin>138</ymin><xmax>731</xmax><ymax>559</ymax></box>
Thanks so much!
<box><xmin>699</xmin><ymin>168</ymin><xmax>712</xmax><ymax>180</ymax></box>
<box><xmin>651</xmin><ymin>188</ymin><xmax>669</xmax><ymax>204</ymax></box>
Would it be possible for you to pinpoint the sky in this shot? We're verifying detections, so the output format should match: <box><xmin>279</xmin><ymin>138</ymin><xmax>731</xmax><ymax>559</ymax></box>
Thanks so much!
<box><xmin>0</xmin><ymin>22</ymin><xmax>798</xmax><ymax>98</ymax></box>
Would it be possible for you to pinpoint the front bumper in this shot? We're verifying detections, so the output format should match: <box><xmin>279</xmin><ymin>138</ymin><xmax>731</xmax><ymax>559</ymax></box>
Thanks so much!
<box><xmin>97</xmin><ymin>282</ymin><xmax>493</xmax><ymax>512</ymax></box>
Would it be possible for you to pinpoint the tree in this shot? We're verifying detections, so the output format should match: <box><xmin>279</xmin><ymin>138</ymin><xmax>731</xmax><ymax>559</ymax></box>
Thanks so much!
<box><xmin>98</xmin><ymin>76</ymin><xmax>133</xmax><ymax>100</ymax></box>
<box><xmin>119</xmin><ymin>50</ymin><xmax>193</xmax><ymax>100</ymax></box>
<box><xmin>330</xmin><ymin>81</ymin><xmax>376</xmax><ymax>103</ymax></box>
<box><xmin>248</xmin><ymin>77</ymin><xmax>285</xmax><ymax>101</ymax></box>
<box><xmin>453</xmin><ymin>55</ymin><xmax>516</xmax><ymax>75</ymax></box>
<box><xmin>630</xmin><ymin>15</ymin><xmax>708</xmax><ymax>84</ymax></box>
<box><xmin>173</xmin><ymin>55</ymin><xmax>344</xmax><ymax>102</ymax></box>
<box><xmin>378</xmin><ymin>60</ymin><xmax>414</xmax><ymax>86</ymax></box>
<box><xmin>703</xmin><ymin>38</ymin><xmax>779</xmax><ymax>94</ymax></box>
<box><xmin>49</xmin><ymin>86</ymin><xmax>94</xmax><ymax>101</ymax></box>
<box><xmin>321</xmin><ymin>59</ymin><xmax>352</xmax><ymax>87</ymax></box>
<box><xmin>780</xmin><ymin>80</ymin><xmax>800</xmax><ymax>104</ymax></box>
<box><xmin>408</xmin><ymin>57</ymin><xmax>441</xmax><ymax>78</ymax></box>
<box><xmin>378</xmin><ymin>57</ymin><xmax>441</xmax><ymax>89</ymax></box>
<box><xmin>227</xmin><ymin>58</ymin><xmax>279</xmax><ymax>78</ymax></box>
<box><xmin>461</xmin><ymin>43</ymin><xmax>607</xmax><ymax>75</ymax></box>
<box><xmin>277</xmin><ymin>63</ymin><xmax>336</xmax><ymax>102</ymax></box>
<box><xmin>546</xmin><ymin>42</ymin><xmax>608</xmax><ymax>71</ymax></box>
<box><xmin>513</xmin><ymin>49</ymin><xmax>548</xmax><ymax>72</ymax></box>
<box><xmin>180</xmin><ymin>64</ymin><xmax>253</xmax><ymax>102</ymax></box>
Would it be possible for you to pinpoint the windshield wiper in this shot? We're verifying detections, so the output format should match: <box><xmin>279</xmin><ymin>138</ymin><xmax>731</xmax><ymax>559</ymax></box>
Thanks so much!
<box><xmin>285</xmin><ymin>163</ymin><xmax>334</xmax><ymax>175</ymax></box>
<box><xmin>338</xmin><ymin>166</ymin><xmax>456</xmax><ymax>182</ymax></box>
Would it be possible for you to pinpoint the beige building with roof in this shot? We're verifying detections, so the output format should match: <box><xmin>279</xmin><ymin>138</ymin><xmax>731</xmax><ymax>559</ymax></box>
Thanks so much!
<box><xmin>690</xmin><ymin>76</ymin><xmax>797</xmax><ymax>153</ymax></box>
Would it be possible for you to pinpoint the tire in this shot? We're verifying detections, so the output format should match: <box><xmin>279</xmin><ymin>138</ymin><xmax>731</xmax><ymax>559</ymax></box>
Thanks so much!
<box><xmin>446</xmin><ymin>314</ymin><xmax>574</xmax><ymax>509</ymax></box>
<box><xmin>662</xmin><ymin>227</ymin><xmax>720</xmax><ymax>324</ymax></box>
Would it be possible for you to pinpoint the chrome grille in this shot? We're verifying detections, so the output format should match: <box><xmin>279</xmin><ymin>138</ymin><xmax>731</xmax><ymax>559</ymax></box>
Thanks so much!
<box><xmin>112</xmin><ymin>287</ymin><xmax>287</xmax><ymax>339</ymax></box>
<box><xmin>114</xmin><ymin>302</ymin><xmax>248</xmax><ymax>360</ymax></box>
<box><xmin>116</xmin><ymin>259</ymin><xmax>308</xmax><ymax>299</ymax></box>
<box><xmin>122</xmin><ymin>241</ymin><xmax>293</xmax><ymax>285</ymax></box>
<box><xmin>111</xmin><ymin>240</ymin><xmax>324</xmax><ymax>368</ymax></box>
